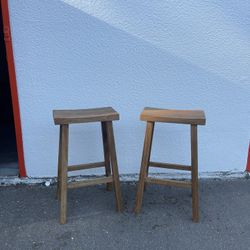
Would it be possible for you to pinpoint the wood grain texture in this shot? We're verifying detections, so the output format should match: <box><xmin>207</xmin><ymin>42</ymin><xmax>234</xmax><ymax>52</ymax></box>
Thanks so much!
<box><xmin>53</xmin><ymin>107</ymin><xmax>119</xmax><ymax>125</ymax></box>
<box><xmin>145</xmin><ymin>177</ymin><xmax>191</xmax><ymax>188</ymax></box>
<box><xmin>149</xmin><ymin>162</ymin><xmax>191</xmax><ymax>171</ymax></box>
<box><xmin>101</xmin><ymin>122</ymin><xmax>113</xmax><ymax>191</ymax></box>
<box><xmin>144</xmin><ymin>122</ymin><xmax>155</xmax><ymax>190</ymax></box>
<box><xmin>140</xmin><ymin>107</ymin><xmax>206</xmax><ymax>125</ymax></box>
<box><xmin>106</xmin><ymin>121</ymin><xmax>122</xmax><ymax>212</ymax></box>
<box><xmin>191</xmin><ymin>125</ymin><xmax>199</xmax><ymax>222</ymax></box>
<box><xmin>68</xmin><ymin>176</ymin><xmax>113</xmax><ymax>189</ymax></box>
<box><xmin>59</xmin><ymin>124</ymin><xmax>69</xmax><ymax>225</ymax></box>
<box><xmin>67</xmin><ymin>162</ymin><xmax>105</xmax><ymax>172</ymax></box>
<box><xmin>56</xmin><ymin>126</ymin><xmax>62</xmax><ymax>200</ymax></box>
<box><xmin>135</xmin><ymin>121</ymin><xmax>154</xmax><ymax>214</ymax></box>
<box><xmin>54</xmin><ymin>107</ymin><xmax>122</xmax><ymax>224</ymax></box>
<box><xmin>135</xmin><ymin>107</ymin><xmax>204</xmax><ymax>221</ymax></box>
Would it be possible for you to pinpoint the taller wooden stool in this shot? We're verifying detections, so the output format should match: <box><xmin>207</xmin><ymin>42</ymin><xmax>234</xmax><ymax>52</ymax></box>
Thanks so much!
<box><xmin>53</xmin><ymin>107</ymin><xmax>122</xmax><ymax>224</ymax></box>
<box><xmin>135</xmin><ymin>107</ymin><xmax>206</xmax><ymax>222</ymax></box>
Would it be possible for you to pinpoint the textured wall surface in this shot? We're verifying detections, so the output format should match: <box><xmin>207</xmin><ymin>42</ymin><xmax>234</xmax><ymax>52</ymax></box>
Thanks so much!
<box><xmin>8</xmin><ymin>0</ymin><xmax>250</xmax><ymax>177</ymax></box>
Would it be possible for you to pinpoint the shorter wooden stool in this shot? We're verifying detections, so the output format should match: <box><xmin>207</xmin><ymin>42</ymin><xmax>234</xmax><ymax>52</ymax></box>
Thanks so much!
<box><xmin>135</xmin><ymin>107</ymin><xmax>206</xmax><ymax>222</ymax></box>
<box><xmin>53</xmin><ymin>107</ymin><xmax>122</xmax><ymax>224</ymax></box>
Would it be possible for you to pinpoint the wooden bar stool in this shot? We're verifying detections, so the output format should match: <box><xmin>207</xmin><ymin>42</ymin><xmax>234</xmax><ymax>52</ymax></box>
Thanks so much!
<box><xmin>53</xmin><ymin>107</ymin><xmax>122</xmax><ymax>224</ymax></box>
<box><xmin>135</xmin><ymin>107</ymin><xmax>206</xmax><ymax>222</ymax></box>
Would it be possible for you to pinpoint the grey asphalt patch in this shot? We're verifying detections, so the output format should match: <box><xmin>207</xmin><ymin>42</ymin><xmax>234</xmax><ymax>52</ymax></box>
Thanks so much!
<box><xmin>0</xmin><ymin>179</ymin><xmax>250</xmax><ymax>250</ymax></box>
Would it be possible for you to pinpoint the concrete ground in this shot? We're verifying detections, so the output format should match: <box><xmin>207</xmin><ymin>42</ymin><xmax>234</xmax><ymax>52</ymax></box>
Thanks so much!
<box><xmin>0</xmin><ymin>179</ymin><xmax>250</xmax><ymax>250</ymax></box>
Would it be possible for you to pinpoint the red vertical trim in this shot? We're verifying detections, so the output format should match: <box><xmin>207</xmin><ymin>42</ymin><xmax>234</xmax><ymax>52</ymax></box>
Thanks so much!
<box><xmin>1</xmin><ymin>0</ymin><xmax>26</xmax><ymax>177</ymax></box>
<box><xmin>246</xmin><ymin>143</ymin><xmax>250</xmax><ymax>172</ymax></box>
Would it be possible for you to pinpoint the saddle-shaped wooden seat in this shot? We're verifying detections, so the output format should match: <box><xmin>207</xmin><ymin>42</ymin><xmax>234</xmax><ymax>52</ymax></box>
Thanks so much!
<box><xmin>141</xmin><ymin>107</ymin><xmax>205</xmax><ymax>125</ymax></box>
<box><xmin>53</xmin><ymin>107</ymin><xmax>122</xmax><ymax>224</ymax></box>
<box><xmin>135</xmin><ymin>107</ymin><xmax>206</xmax><ymax>222</ymax></box>
<box><xmin>53</xmin><ymin>107</ymin><xmax>119</xmax><ymax>125</ymax></box>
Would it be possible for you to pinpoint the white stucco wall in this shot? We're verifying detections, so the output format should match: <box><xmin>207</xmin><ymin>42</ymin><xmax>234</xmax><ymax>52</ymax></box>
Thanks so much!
<box><xmin>8</xmin><ymin>0</ymin><xmax>250</xmax><ymax>177</ymax></box>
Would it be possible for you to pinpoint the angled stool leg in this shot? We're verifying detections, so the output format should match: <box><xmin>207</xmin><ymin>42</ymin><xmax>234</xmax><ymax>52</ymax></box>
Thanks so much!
<box><xmin>59</xmin><ymin>124</ymin><xmax>69</xmax><ymax>224</ymax></box>
<box><xmin>135</xmin><ymin>121</ymin><xmax>154</xmax><ymax>214</ymax></box>
<box><xmin>57</xmin><ymin>126</ymin><xmax>62</xmax><ymax>200</ymax></box>
<box><xmin>101</xmin><ymin>122</ymin><xmax>112</xmax><ymax>191</ymax></box>
<box><xmin>106</xmin><ymin>121</ymin><xmax>122</xmax><ymax>212</ymax></box>
<box><xmin>191</xmin><ymin>125</ymin><xmax>199</xmax><ymax>222</ymax></box>
<box><xmin>144</xmin><ymin>122</ymin><xmax>155</xmax><ymax>191</ymax></box>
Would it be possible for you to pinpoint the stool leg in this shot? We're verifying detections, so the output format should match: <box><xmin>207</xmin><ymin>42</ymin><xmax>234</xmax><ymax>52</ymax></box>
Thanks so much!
<box><xmin>144</xmin><ymin>122</ymin><xmax>155</xmax><ymax>191</ymax></box>
<box><xmin>101</xmin><ymin>122</ymin><xmax>112</xmax><ymax>191</ymax></box>
<box><xmin>135</xmin><ymin>121</ymin><xmax>154</xmax><ymax>214</ymax></box>
<box><xmin>191</xmin><ymin>125</ymin><xmax>199</xmax><ymax>222</ymax></box>
<box><xmin>56</xmin><ymin>126</ymin><xmax>62</xmax><ymax>200</ymax></box>
<box><xmin>106</xmin><ymin>121</ymin><xmax>122</xmax><ymax>212</ymax></box>
<box><xmin>59</xmin><ymin>124</ymin><xmax>69</xmax><ymax>224</ymax></box>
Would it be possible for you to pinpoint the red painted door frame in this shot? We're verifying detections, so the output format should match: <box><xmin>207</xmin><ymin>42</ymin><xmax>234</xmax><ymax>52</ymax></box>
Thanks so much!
<box><xmin>1</xmin><ymin>0</ymin><xmax>26</xmax><ymax>177</ymax></box>
<box><xmin>246</xmin><ymin>143</ymin><xmax>250</xmax><ymax>172</ymax></box>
